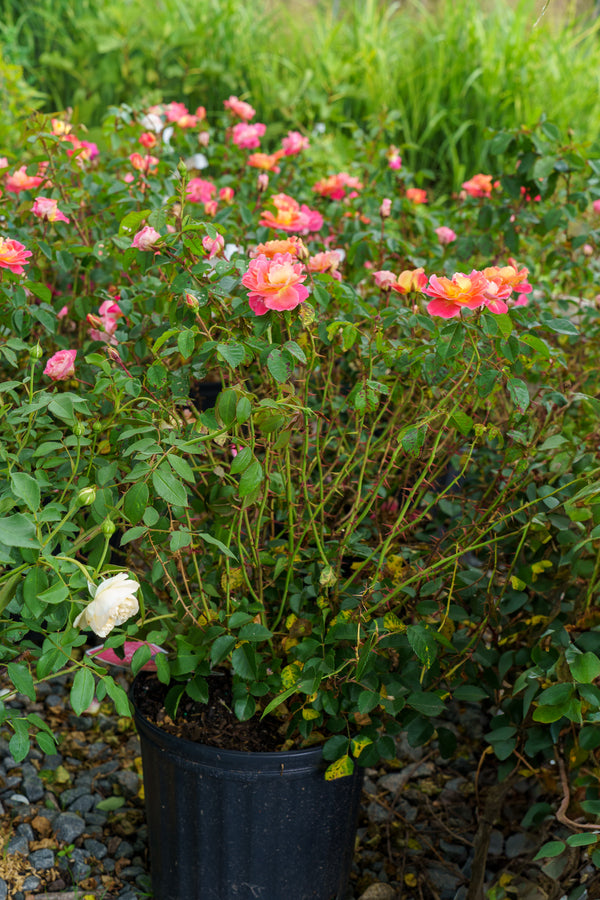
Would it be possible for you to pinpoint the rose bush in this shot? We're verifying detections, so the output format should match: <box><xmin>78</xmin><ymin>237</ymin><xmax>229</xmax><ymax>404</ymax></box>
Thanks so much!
<box><xmin>1</xmin><ymin>100</ymin><xmax>600</xmax><ymax>818</ymax></box>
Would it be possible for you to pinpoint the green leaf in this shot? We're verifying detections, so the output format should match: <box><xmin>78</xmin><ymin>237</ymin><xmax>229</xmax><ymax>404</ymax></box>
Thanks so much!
<box><xmin>533</xmin><ymin>840</ymin><xmax>566</xmax><ymax>860</ymax></box>
<box><xmin>38</xmin><ymin>582</ymin><xmax>69</xmax><ymax>605</ymax></box>
<box><xmin>569</xmin><ymin>651</ymin><xmax>600</xmax><ymax>684</ymax></box>
<box><xmin>507</xmin><ymin>377</ymin><xmax>530</xmax><ymax>412</ymax></box>
<box><xmin>237</xmin><ymin>623</ymin><xmax>273</xmax><ymax>642</ymax></box>
<box><xmin>197</xmin><ymin>531</ymin><xmax>238</xmax><ymax>560</ymax></box>
<box><xmin>7</xmin><ymin>663</ymin><xmax>36</xmax><ymax>701</ymax></box>
<box><xmin>217</xmin><ymin>342</ymin><xmax>245</xmax><ymax>368</ymax></box>
<box><xmin>103</xmin><ymin>676</ymin><xmax>132</xmax><ymax>716</ymax></box>
<box><xmin>232</xmin><ymin>644</ymin><xmax>259</xmax><ymax>680</ymax></box>
<box><xmin>231</xmin><ymin>446</ymin><xmax>253</xmax><ymax>474</ymax></box>
<box><xmin>9</xmin><ymin>726</ymin><xmax>30</xmax><ymax>763</ymax></box>
<box><xmin>236</xmin><ymin>396</ymin><xmax>252</xmax><ymax>424</ymax></box>
<box><xmin>70</xmin><ymin>668</ymin><xmax>95</xmax><ymax>715</ymax></box>
<box><xmin>284</xmin><ymin>340</ymin><xmax>307</xmax><ymax>363</ymax></box>
<box><xmin>170</xmin><ymin>529</ymin><xmax>192</xmax><ymax>551</ymax></box>
<box><xmin>451</xmin><ymin>410</ymin><xmax>474</xmax><ymax>436</ymax></box>
<box><xmin>267</xmin><ymin>348</ymin><xmax>294</xmax><ymax>383</ymax></box>
<box><xmin>124</xmin><ymin>482</ymin><xmax>149</xmax><ymax>524</ymax></box>
<box><xmin>0</xmin><ymin>570</ymin><xmax>23</xmax><ymax>614</ymax></box>
<box><xmin>36</xmin><ymin>731</ymin><xmax>57</xmax><ymax>755</ymax></box>
<box><xmin>453</xmin><ymin>685</ymin><xmax>488</xmax><ymax>702</ymax></box>
<box><xmin>168</xmin><ymin>454</ymin><xmax>196</xmax><ymax>483</ymax></box>
<box><xmin>210</xmin><ymin>634</ymin><xmax>236</xmax><ymax>666</ymax></box>
<box><xmin>96</xmin><ymin>796</ymin><xmax>126</xmax><ymax>811</ymax></box>
<box><xmin>0</xmin><ymin>514</ymin><xmax>40</xmax><ymax>548</ymax></box>
<box><xmin>566</xmin><ymin>833</ymin><xmax>600</xmax><ymax>847</ymax></box>
<box><xmin>238</xmin><ymin>460</ymin><xmax>264</xmax><ymax>497</ymax></box>
<box><xmin>406</xmin><ymin>691</ymin><xmax>445</xmax><ymax>716</ymax></box>
<box><xmin>177</xmin><ymin>330</ymin><xmax>196</xmax><ymax>359</ymax></box>
<box><xmin>152</xmin><ymin>463</ymin><xmax>188</xmax><ymax>507</ymax></box>
<box><xmin>406</xmin><ymin>624</ymin><xmax>437</xmax><ymax>668</ymax></box>
<box><xmin>11</xmin><ymin>473</ymin><xmax>41</xmax><ymax>512</ymax></box>
<box><xmin>215</xmin><ymin>389</ymin><xmax>238</xmax><ymax>427</ymax></box>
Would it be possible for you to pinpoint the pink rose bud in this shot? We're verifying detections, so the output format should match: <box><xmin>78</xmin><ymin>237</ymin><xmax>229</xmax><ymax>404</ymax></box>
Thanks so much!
<box><xmin>219</xmin><ymin>186</ymin><xmax>235</xmax><ymax>203</ymax></box>
<box><xmin>373</xmin><ymin>270</ymin><xmax>397</xmax><ymax>290</ymax></box>
<box><xmin>257</xmin><ymin>173</ymin><xmax>269</xmax><ymax>192</ymax></box>
<box><xmin>583</xmin><ymin>243</ymin><xmax>594</xmax><ymax>256</ymax></box>
<box><xmin>132</xmin><ymin>225</ymin><xmax>161</xmax><ymax>250</ymax></box>
<box><xmin>44</xmin><ymin>349</ymin><xmax>77</xmax><ymax>381</ymax></box>
<box><xmin>593</xmin><ymin>199</ymin><xmax>600</xmax><ymax>214</ymax></box>
<box><xmin>202</xmin><ymin>233</ymin><xmax>225</xmax><ymax>258</ymax></box>
<box><xmin>435</xmin><ymin>226</ymin><xmax>457</xmax><ymax>246</ymax></box>
<box><xmin>198</xmin><ymin>131</ymin><xmax>210</xmax><ymax>147</ymax></box>
<box><xmin>379</xmin><ymin>198</ymin><xmax>392</xmax><ymax>218</ymax></box>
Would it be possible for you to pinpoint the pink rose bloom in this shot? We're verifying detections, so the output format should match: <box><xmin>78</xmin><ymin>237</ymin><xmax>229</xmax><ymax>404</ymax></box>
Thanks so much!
<box><xmin>132</xmin><ymin>225</ymin><xmax>161</xmax><ymax>250</ymax></box>
<box><xmin>5</xmin><ymin>165</ymin><xmax>44</xmax><ymax>194</ymax></box>
<box><xmin>593</xmin><ymin>199</ymin><xmax>600</xmax><ymax>214</ymax></box>
<box><xmin>241</xmin><ymin>252</ymin><xmax>309</xmax><ymax>315</ymax></box>
<box><xmin>0</xmin><ymin>236</ymin><xmax>33</xmax><ymax>274</ymax></box>
<box><xmin>247</xmin><ymin>152</ymin><xmax>283</xmax><ymax>173</ymax></box>
<box><xmin>391</xmin><ymin>268</ymin><xmax>428</xmax><ymax>295</ymax></box>
<box><xmin>482</xmin><ymin>260</ymin><xmax>532</xmax><ymax>310</ymax></box>
<box><xmin>186</xmin><ymin>178</ymin><xmax>216</xmax><ymax>203</ymax></box>
<box><xmin>129</xmin><ymin>153</ymin><xmax>159</xmax><ymax>174</ymax></box>
<box><xmin>380</xmin><ymin>198</ymin><xmax>392</xmax><ymax>218</ymax></box>
<box><xmin>198</xmin><ymin>131</ymin><xmax>210</xmax><ymax>148</ymax></box>
<box><xmin>202</xmin><ymin>233</ymin><xmax>225</xmax><ymax>258</ymax></box>
<box><xmin>204</xmin><ymin>200</ymin><xmax>218</xmax><ymax>217</ymax></box>
<box><xmin>0</xmin><ymin>157</ymin><xmax>8</xmax><ymax>170</ymax></box>
<box><xmin>224</xmin><ymin>95</ymin><xmax>256</xmax><ymax>121</ymax></box>
<box><xmin>232</xmin><ymin>122</ymin><xmax>266</xmax><ymax>150</ymax></box>
<box><xmin>461</xmin><ymin>174</ymin><xmax>493</xmax><ymax>198</ymax></box>
<box><xmin>57</xmin><ymin>305</ymin><xmax>69</xmax><ymax>319</ymax></box>
<box><xmin>387</xmin><ymin>146</ymin><xmax>402</xmax><ymax>170</ymax></box>
<box><xmin>281</xmin><ymin>131</ymin><xmax>310</xmax><ymax>156</ymax></box>
<box><xmin>32</xmin><ymin>196</ymin><xmax>70</xmax><ymax>224</ymax></box>
<box><xmin>165</xmin><ymin>101</ymin><xmax>189</xmax><ymax>122</ymax></box>
<box><xmin>139</xmin><ymin>132</ymin><xmax>157</xmax><ymax>149</ymax></box>
<box><xmin>257</xmin><ymin>173</ymin><xmax>269</xmax><ymax>192</ymax></box>
<box><xmin>219</xmin><ymin>186</ymin><xmax>235</xmax><ymax>203</ymax></box>
<box><xmin>313</xmin><ymin>173</ymin><xmax>363</xmax><ymax>200</ymax></box>
<box><xmin>44</xmin><ymin>349</ymin><xmax>77</xmax><ymax>381</ymax></box>
<box><xmin>374</xmin><ymin>270</ymin><xmax>397</xmax><ymax>291</ymax></box>
<box><xmin>435</xmin><ymin>226</ymin><xmax>457</xmax><ymax>246</ymax></box>
<box><xmin>423</xmin><ymin>270</ymin><xmax>489</xmax><ymax>318</ymax></box>
<box><xmin>307</xmin><ymin>250</ymin><xmax>342</xmax><ymax>280</ymax></box>
<box><xmin>406</xmin><ymin>188</ymin><xmax>428</xmax><ymax>204</ymax></box>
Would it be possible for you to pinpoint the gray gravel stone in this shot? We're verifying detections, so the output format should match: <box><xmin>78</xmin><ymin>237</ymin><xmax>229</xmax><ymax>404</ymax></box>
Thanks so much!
<box><xmin>16</xmin><ymin>823</ymin><xmax>35</xmax><ymax>841</ymax></box>
<box><xmin>68</xmin><ymin>793</ymin><xmax>95</xmax><ymax>814</ymax></box>
<box><xmin>358</xmin><ymin>884</ymin><xmax>397</xmax><ymax>900</ymax></box>
<box><xmin>84</xmin><ymin>837</ymin><xmax>108</xmax><ymax>859</ymax></box>
<box><xmin>0</xmin><ymin>878</ymin><xmax>7</xmax><ymax>900</ymax></box>
<box><xmin>70</xmin><ymin>847</ymin><xmax>92</xmax><ymax>879</ymax></box>
<box><xmin>488</xmin><ymin>829</ymin><xmax>504</xmax><ymax>856</ymax></box>
<box><xmin>28</xmin><ymin>848</ymin><xmax>55</xmax><ymax>869</ymax></box>
<box><xmin>439</xmin><ymin>838</ymin><xmax>468</xmax><ymax>864</ymax></box>
<box><xmin>22</xmin><ymin>774</ymin><xmax>44</xmax><ymax>802</ymax></box>
<box><xmin>6</xmin><ymin>834</ymin><xmax>29</xmax><ymax>855</ymax></box>
<box><xmin>505</xmin><ymin>832</ymin><xmax>538</xmax><ymax>859</ymax></box>
<box><xmin>45</xmin><ymin>693</ymin><xmax>63</xmax><ymax>708</ymax></box>
<box><xmin>40</xmin><ymin>752</ymin><xmax>63</xmax><ymax>770</ymax></box>
<box><xmin>22</xmin><ymin>875</ymin><xmax>41</xmax><ymax>890</ymax></box>
<box><xmin>115</xmin><ymin>840</ymin><xmax>134</xmax><ymax>859</ymax></box>
<box><xmin>60</xmin><ymin>784</ymin><xmax>92</xmax><ymax>808</ymax></box>
<box><xmin>87</xmin><ymin>741</ymin><xmax>109</xmax><ymax>759</ymax></box>
<box><xmin>54</xmin><ymin>811</ymin><xmax>86</xmax><ymax>843</ymax></box>
<box><xmin>114</xmin><ymin>769</ymin><xmax>140</xmax><ymax>795</ymax></box>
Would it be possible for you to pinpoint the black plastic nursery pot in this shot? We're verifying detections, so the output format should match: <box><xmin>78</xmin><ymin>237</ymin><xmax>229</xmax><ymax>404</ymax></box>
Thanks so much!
<box><xmin>131</xmin><ymin>676</ymin><xmax>364</xmax><ymax>900</ymax></box>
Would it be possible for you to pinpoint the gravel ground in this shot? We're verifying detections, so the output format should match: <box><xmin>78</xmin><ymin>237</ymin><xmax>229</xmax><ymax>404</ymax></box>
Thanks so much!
<box><xmin>0</xmin><ymin>674</ymin><xmax>597</xmax><ymax>900</ymax></box>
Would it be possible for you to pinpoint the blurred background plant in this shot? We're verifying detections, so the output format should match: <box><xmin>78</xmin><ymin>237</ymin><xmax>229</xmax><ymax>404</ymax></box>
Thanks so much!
<box><xmin>1</xmin><ymin>0</ymin><xmax>600</xmax><ymax>190</ymax></box>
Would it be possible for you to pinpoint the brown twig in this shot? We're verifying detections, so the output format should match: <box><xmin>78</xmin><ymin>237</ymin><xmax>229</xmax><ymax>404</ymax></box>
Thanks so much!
<box><xmin>555</xmin><ymin>744</ymin><xmax>600</xmax><ymax>831</ymax></box>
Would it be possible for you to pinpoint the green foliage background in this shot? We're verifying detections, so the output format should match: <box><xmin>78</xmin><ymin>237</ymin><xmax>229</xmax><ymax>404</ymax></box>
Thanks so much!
<box><xmin>1</xmin><ymin>0</ymin><xmax>600</xmax><ymax>189</ymax></box>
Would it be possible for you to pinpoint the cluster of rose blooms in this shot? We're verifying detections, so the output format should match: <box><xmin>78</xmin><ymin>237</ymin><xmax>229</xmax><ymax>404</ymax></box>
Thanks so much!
<box><xmin>0</xmin><ymin>93</ymin><xmax>578</xmax><ymax>384</ymax></box>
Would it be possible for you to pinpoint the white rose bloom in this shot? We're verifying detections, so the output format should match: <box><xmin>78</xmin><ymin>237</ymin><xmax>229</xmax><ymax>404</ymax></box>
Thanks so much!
<box><xmin>74</xmin><ymin>573</ymin><xmax>140</xmax><ymax>638</ymax></box>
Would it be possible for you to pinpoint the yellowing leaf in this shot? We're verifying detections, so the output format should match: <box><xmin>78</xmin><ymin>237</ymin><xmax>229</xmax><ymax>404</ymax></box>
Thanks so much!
<box><xmin>302</xmin><ymin>708</ymin><xmax>320</xmax><ymax>720</ymax></box>
<box><xmin>404</xmin><ymin>874</ymin><xmax>417</xmax><ymax>887</ymax></box>
<box><xmin>324</xmin><ymin>755</ymin><xmax>354</xmax><ymax>780</ymax></box>
<box><xmin>281</xmin><ymin>661</ymin><xmax>303</xmax><ymax>689</ymax></box>
<box><xmin>384</xmin><ymin>612</ymin><xmax>407</xmax><ymax>633</ymax></box>
<box><xmin>350</xmin><ymin>735</ymin><xmax>373</xmax><ymax>757</ymax></box>
<box><xmin>510</xmin><ymin>576</ymin><xmax>526</xmax><ymax>590</ymax></box>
